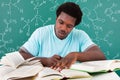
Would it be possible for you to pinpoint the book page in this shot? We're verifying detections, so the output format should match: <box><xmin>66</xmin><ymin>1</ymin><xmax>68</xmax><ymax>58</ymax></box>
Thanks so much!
<box><xmin>70</xmin><ymin>60</ymin><xmax>116</xmax><ymax>73</ymax></box>
<box><xmin>35</xmin><ymin>75</ymin><xmax>62</xmax><ymax>80</ymax></box>
<box><xmin>1</xmin><ymin>51</ymin><xmax>25</xmax><ymax>68</ymax></box>
<box><xmin>61</xmin><ymin>69</ymin><xmax>92</xmax><ymax>79</ymax></box>
<box><xmin>0</xmin><ymin>56</ymin><xmax>10</xmax><ymax>66</ymax></box>
<box><xmin>37</xmin><ymin>67</ymin><xmax>63</xmax><ymax>77</ymax></box>
<box><xmin>0</xmin><ymin>66</ymin><xmax>15</xmax><ymax>79</ymax></box>
<box><xmin>35</xmin><ymin>67</ymin><xmax>92</xmax><ymax>80</ymax></box>
<box><xmin>35</xmin><ymin>67</ymin><xmax>63</xmax><ymax>80</ymax></box>
<box><xmin>9</xmin><ymin>76</ymin><xmax>34</xmax><ymax>80</ymax></box>
<box><xmin>2</xmin><ymin>63</ymin><xmax>43</xmax><ymax>80</ymax></box>
<box><xmin>110</xmin><ymin>60</ymin><xmax>120</xmax><ymax>71</ymax></box>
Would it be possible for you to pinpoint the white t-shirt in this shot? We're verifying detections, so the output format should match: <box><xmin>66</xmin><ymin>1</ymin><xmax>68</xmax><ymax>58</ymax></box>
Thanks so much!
<box><xmin>21</xmin><ymin>24</ymin><xmax>95</xmax><ymax>57</ymax></box>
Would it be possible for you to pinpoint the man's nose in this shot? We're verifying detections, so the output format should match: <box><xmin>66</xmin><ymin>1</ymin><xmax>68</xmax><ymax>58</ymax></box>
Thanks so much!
<box><xmin>61</xmin><ymin>24</ymin><xmax>67</xmax><ymax>31</ymax></box>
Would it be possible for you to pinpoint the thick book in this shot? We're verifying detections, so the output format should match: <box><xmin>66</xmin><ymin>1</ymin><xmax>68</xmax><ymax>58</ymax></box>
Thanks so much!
<box><xmin>70</xmin><ymin>60</ymin><xmax>120</xmax><ymax>73</ymax></box>
<box><xmin>34</xmin><ymin>67</ymin><xmax>92</xmax><ymax>80</ymax></box>
<box><xmin>0</xmin><ymin>51</ymin><xmax>43</xmax><ymax>80</ymax></box>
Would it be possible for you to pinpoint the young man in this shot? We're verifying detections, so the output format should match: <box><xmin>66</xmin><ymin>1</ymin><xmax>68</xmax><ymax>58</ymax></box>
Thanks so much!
<box><xmin>19</xmin><ymin>2</ymin><xmax>106</xmax><ymax>71</ymax></box>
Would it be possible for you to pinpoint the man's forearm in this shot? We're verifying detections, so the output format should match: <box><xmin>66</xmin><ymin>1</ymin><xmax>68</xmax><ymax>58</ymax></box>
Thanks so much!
<box><xmin>19</xmin><ymin>48</ymin><xmax>33</xmax><ymax>59</ymax></box>
<box><xmin>19</xmin><ymin>49</ymin><xmax>49</xmax><ymax>66</ymax></box>
<box><xmin>76</xmin><ymin>46</ymin><xmax>106</xmax><ymax>62</ymax></box>
<box><xmin>35</xmin><ymin>57</ymin><xmax>50</xmax><ymax>66</ymax></box>
<box><xmin>76</xmin><ymin>52</ymin><xmax>105</xmax><ymax>62</ymax></box>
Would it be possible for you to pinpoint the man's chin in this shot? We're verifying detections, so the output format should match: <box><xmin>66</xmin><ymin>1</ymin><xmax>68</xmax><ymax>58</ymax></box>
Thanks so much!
<box><xmin>57</xmin><ymin>33</ymin><xmax>67</xmax><ymax>39</ymax></box>
<box><xmin>58</xmin><ymin>35</ymin><xmax>66</xmax><ymax>40</ymax></box>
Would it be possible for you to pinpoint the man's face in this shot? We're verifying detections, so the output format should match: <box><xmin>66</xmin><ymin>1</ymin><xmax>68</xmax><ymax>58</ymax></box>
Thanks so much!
<box><xmin>55</xmin><ymin>12</ymin><xmax>76</xmax><ymax>40</ymax></box>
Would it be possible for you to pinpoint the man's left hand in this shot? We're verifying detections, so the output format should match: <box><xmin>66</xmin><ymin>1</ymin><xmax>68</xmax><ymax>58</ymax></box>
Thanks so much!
<box><xmin>51</xmin><ymin>52</ymin><xmax>78</xmax><ymax>71</ymax></box>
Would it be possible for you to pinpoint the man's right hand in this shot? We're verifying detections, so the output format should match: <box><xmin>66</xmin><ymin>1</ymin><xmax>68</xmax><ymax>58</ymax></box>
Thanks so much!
<box><xmin>41</xmin><ymin>54</ymin><xmax>62</xmax><ymax>67</ymax></box>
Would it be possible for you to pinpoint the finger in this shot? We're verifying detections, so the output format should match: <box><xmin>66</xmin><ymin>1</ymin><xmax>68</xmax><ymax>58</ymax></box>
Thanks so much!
<box><xmin>60</xmin><ymin>59</ymin><xmax>72</xmax><ymax>69</ymax></box>
<box><xmin>52</xmin><ymin>58</ymin><xmax>69</xmax><ymax>70</ymax></box>
<box><xmin>53</xmin><ymin>61</ymin><xmax>62</xmax><ymax>70</ymax></box>
<box><xmin>51</xmin><ymin>60</ymin><xmax>61</xmax><ymax>69</ymax></box>
<box><xmin>52</xmin><ymin>58</ymin><xmax>59</xmax><ymax>63</ymax></box>
<box><xmin>53</xmin><ymin>54</ymin><xmax>62</xmax><ymax>60</ymax></box>
<box><xmin>60</xmin><ymin>62</ymin><xmax>70</xmax><ymax>69</ymax></box>
<box><xmin>56</xmin><ymin>59</ymin><xmax>68</xmax><ymax>70</ymax></box>
<box><xmin>50</xmin><ymin>62</ymin><xmax>57</xmax><ymax>69</ymax></box>
<box><xmin>60</xmin><ymin>58</ymin><xmax>68</xmax><ymax>66</ymax></box>
<box><xmin>56</xmin><ymin>65</ymin><xmax>69</xmax><ymax>72</ymax></box>
<box><xmin>65</xmin><ymin>62</ymin><xmax>72</xmax><ymax>69</ymax></box>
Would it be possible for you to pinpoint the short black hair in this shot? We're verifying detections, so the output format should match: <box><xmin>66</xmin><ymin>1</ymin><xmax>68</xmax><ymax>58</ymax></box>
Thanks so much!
<box><xmin>56</xmin><ymin>2</ymin><xmax>83</xmax><ymax>26</ymax></box>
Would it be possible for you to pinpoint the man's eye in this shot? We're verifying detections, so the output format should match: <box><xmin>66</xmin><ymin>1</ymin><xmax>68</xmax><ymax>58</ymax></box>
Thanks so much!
<box><xmin>59</xmin><ymin>21</ymin><xmax>63</xmax><ymax>24</ymax></box>
<box><xmin>67</xmin><ymin>25</ymin><xmax>73</xmax><ymax>28</ymax></box>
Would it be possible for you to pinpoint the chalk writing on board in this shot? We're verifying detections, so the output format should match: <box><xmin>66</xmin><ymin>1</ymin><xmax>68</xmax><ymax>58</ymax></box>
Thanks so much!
<box><xmin>105</xmin><ymin>3</ymin><xmax>119</xmax><ymax>22</ymax></box>
<box><xmin>1</xmin><ymin>0</ymin><xmax>23</xmax><ymax>16</ymax></box>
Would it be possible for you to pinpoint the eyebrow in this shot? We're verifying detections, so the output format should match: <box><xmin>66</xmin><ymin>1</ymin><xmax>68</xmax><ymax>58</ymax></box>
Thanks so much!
<box><xmin>58</xmin><ymin>19</ymin><xmax>74</xmax><ymax>27</ymax></box>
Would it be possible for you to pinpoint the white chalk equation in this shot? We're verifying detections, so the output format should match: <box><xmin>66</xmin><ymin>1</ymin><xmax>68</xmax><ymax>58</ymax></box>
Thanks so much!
<box><xmin>0</xmin><ymin>0</ymin><xmax>120</xmax><ymax>59</ymax></box>
<box><xmin>104</xmin><ymin>2</ymin><xmax>120</xmax><ymax>22</ymax></box>
<box><xmin>1</xmin><ymin>0</ymin><xmax>23</xmax><ymax>17</ymax></box>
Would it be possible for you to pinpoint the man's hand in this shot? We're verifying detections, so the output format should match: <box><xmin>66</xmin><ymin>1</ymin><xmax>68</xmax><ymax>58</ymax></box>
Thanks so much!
<box><xmin>45</xmin><ymin>54</ymin><xmax>62</xmax><ymax>67</ymax></box>
<box><xmin>51</xmin><ymin>52</ymin><xmax>78</xmax><ymax>71</ymax></box>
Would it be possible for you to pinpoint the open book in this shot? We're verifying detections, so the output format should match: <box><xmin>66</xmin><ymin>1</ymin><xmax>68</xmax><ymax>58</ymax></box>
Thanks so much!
<box><xmin>70</xmin><ymin>60</ymin><xmax>120</xmax><ymax>73</ymax></box>
<box><xmin>34</xmin><ymin>67</ymin><xmax>92</xmax><ymax>80</ymax></box>
<box><xmin>0</xmin><ymin>51</ymin><xmax>43</xmax><ymax>80</ymax></box>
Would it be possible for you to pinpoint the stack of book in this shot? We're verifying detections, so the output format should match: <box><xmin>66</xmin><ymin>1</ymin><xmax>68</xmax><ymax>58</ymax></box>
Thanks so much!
<box><xmin>0</xmin><ymin>51</ymin><xmax>120</xmax><ymax>80</ymax></box>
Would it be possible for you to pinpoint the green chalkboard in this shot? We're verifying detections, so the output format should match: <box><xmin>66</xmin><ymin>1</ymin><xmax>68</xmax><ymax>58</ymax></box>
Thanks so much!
<box><xmin>0</xmin><ymin>0</ymin><xmax>120</xmax><ymax>75</ymax></box>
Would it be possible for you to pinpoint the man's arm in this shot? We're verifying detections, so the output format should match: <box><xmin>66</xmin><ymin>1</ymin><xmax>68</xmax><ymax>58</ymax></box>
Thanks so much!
<box><xmin>19</xmin><ymin>48</ymin><xmax>33</xmax><ymax>59</ymax></box>
<box><xmin>77</xmin><ymin>45</ymin><xmax>106</xmax><ymax>61</ymax></box>
<box><xmin>52</xmin><ymin>45</ymin><xmax>106</xmax><ymax>71</ymax></box>
<box><xmin>19</xmin><ymin>48</ymin><xmax>62</xmax><ymax>67</ymax></box>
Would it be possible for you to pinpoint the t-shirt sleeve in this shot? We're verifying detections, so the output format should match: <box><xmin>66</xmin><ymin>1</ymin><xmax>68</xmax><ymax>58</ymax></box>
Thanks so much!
<box><xmin>21</xmin><ymin>29</ymin><xmax>40</xmax><ymax>56</ymax></box>
<box><xmin>80</xmin><ymin>31</ymin><xmax>96</xmax><ymax>52</ymax></box>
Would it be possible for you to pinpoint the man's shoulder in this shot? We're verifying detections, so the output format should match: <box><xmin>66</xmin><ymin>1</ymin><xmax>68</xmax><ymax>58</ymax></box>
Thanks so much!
<box><xmin>34</xmin><ymin>24</ymin><xmax>54</xmax><ymax>36</ymax></box>
<box><xmin>73</xmin><ymin>28</ymin><xmax>86</xmax><ymax>35</ymax></box>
